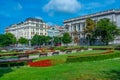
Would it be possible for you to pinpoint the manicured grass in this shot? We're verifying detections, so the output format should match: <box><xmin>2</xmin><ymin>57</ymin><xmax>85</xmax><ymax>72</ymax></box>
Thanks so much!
<box><xmin>0</xmin><ymin>50</ymin><xmax>120</xmax><ymax>80</ymax></box>
<box><xmin>35</xmin><ymin>50</ymin><xmax>106</xmax><ymax>61</ymax></box>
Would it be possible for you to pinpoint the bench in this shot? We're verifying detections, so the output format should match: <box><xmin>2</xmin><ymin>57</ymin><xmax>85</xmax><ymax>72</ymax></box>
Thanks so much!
<box><xmin>0</xmin><ymin>59</ymin><xmax>32</xmax><ymax>67</ymax></box>
<box><xmin>39</xmin><ymin>53</ymin><xmax>47</xmax><ymax>57</ymax></box>
<box><xmin>52</xmin><ymin>52</ymin><xmax>59</xmax><ymax>55</ymax></box>
<box><xmin>66</xmin><ymin>50</ymin><xmax>72</xmax><ymax>54</ymax></box>
<box><xmin>18</xmin><ymin>54</ymin><xmax>29</xmax><ymax>59</ymax></box>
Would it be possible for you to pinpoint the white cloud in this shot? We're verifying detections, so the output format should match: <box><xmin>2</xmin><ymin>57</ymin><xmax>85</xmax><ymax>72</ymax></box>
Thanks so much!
<box><xmin>84</xmin><ymin>0</ymin><xmax>116</xmax><ymax>10</ymax></box>
<box><xmin>43</xmin><ymin>0</ymin><xmax>81</xmax><ymax>15</ymax></box>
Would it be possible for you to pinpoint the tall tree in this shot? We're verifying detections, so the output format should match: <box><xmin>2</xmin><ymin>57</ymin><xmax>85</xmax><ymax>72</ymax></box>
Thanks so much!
<box><xmin>95</xmin><ymin>18</ymin><xmax>120</xmax><ymax>45</ymax></box>
<box><xmin>18</xmin><ymin>37</ymin><xmax>28</xmax><ymax>45</ymax></box>
<box><xmin>45</xmin><ymin>36</ymin><xmax>51</xmax><ymax>44</ymax></box>
<box><xmin>31</xmin><ymin>34</ymin><xmax>40</xmax><ymax>46</ymax></box>
<box><xmin>85</xmin><ymin>18</ymin><xmax>96</xmax><ymax>45</ymax></box>
<box><xmin>54</xmin><ymin>36</ymin><xmax>62</xmax><ymax>45</ymax></box>
<box><xmin>0</xmin><ymin>34</ymin><xmax>11</xmax><ymax>47</ymax></box>
<box><xmin>5</xmin><ymin>33</ymin><xmax>17</xmax><ymax>45</ymax></box>
<box><xmin>31</xmin><ymin>34</ymin><xmax>48</xmax><ymax>47</ymax></box>
<box><xmin>62</xmin><ymin>32</ymin><xmax>72</xmax><ymax>46</ymax></box>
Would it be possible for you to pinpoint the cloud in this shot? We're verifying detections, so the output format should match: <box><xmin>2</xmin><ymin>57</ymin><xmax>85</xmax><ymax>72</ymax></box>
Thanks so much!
<box><xmin>84</xmin><ymin>0</ymin><xmax>116</xmax><ymax>10</ymax></box>
<box><xmin>43</xmin><ymin>0</ymin><xmax>81</xmax><ymax>15</ymax></box>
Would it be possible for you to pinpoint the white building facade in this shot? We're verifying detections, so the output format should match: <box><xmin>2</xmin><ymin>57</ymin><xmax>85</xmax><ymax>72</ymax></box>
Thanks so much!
<box><xmin>5</xmin><ymin>18</ymin><xmax>47</xmax><ymax>40</ymax></box>
<box><xmin>47</xmin><ymin>26</ymin><xmax>66</xmax><ymax>37</ymax></box>
<box><xmin>64</xmin><ymin>9</ymin><xmax>120</xmax><ymax>44</ymax></box>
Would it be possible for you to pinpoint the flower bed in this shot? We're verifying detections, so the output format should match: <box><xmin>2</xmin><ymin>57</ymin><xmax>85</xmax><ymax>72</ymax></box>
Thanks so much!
<box><xmin>25</xmin><ymin>50</ymin><xmax>39</xmax><ymax>54</ymax></box>
<box><xmin>28</xmin><ymin>59</ymin><xmax>53</xmax><ymax>67</ymax></box>
<box><xmin>66</xmin><ymin>50</ymin><xmax>120</xmax><ymax>63</ymax></box>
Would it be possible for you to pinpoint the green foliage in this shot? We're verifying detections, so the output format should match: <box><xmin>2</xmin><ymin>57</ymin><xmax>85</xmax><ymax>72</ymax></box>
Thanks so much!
<box><xmin>1</xmin><ymin>50</ymin><xmax>120</xmax><ymax>80</ymax></box>
<box><xmin>0</xmin><ymin>34</ymin><xmax>11</xmax><ymax>47</ymax></box>
<box><xmin>31</xmin><ymin>34</ymin><xmax>51</xmax><ymax>46</ymax></box>
<box><xmin>31</xmin><ymin>34</ymin><xmax>39</xmax><ymax>45</ymax></box>
<box><xmin>5</xmin><ymin>33</ymin><xmax>17</xmax><ymax>44</ymax></box>
<box><xmin>18</xmin><ymin>37</ymin><xmax>28</xmax><ymax>45</ymax></box>
<box><xmin>53</xmin><ymin>46</ymin><xmax>66</xmax><ymax>50</ymax></box>
<box><xmin>53</xmin><ymin>36</ymin><xmax>62</xmax><ymax>44</ymax></box>
<box><xmin>62</xmin><ymin>32</ymin><xmax>72</xmax><ymax>45</ymax></box>
<box><xmin>0</xmin><ymin>33</ymin><xmax>17</xmax><ymax>47</ymax></box>
<box><xmin>44</xmin><ymin>36</ymin><xmax>51</xmax><ymax>44</ymax></box>
<box><xmin>66</xmin><ymin>51</ymin><xmax>120</xmax><ymax>63</ymax></box>
<box><xmin>85</xmin><ymin>18</ymin><xmax>96</xmax><ymax>33</ymax></box>
<box><xmin>95</xmin><ymin>18</ymin><xmax>120</xmax><ymax>45</ymax></box>
<box><xmin>85</xmin><ymin>18</ymin><xmax>96</xmax><ymax>45</ymax></box>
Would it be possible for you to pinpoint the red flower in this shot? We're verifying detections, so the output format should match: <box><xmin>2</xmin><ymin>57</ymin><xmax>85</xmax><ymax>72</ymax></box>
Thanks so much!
<box><xmin>28</xmin><ymin>59</ymin><xmax>53</xmax><ymax>67</ymax></box>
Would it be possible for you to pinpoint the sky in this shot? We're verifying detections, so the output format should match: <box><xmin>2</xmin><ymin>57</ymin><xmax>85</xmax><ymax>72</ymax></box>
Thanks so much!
<box><xmin>0</xmin><ymin>0</ymin><xmax>120</xmax><ymax>33</ymax></box>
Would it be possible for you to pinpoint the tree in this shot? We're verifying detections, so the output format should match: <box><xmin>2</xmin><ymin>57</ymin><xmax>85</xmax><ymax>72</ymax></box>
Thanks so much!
<box><xmin>5</xmin><ymin>33</ymin><xmax>17</xmax><ymax>45</ymax></box>
<box><xmin>54</xmin><ymin>36</ymin><xmax>62</xmax><ymax>45</ymax></box>
<box><xmin>0</xmin><ymin>34</ymin><xmax>11</xmax><ymax>47</ymax></box>
<box><xmin>44</xmin><ymin>36</ymin><xmax>51</xmax><ymax>45</ymax></box>
<box><xmin>31</xmin><ymin>34</ymin><xmax>48</xmax><ymax>47</ymax></box>
<box><xmin>95</xmin><ymin>18</ymin><xmax>120</xmax><ymax>45</ymax></box>
<box><xmin>31</xmin><ymin>34</ymin><xmax>40</xmax><ymax>46</ymax></box>
<box><xmin>62</xmin><ymin>32</ymin><xmax>72</xmax><ymax>46</ymax></box>
<box><xmin>18</xmin><ymin>37</ymin><xmax>28</xmax><ymax>45</ymax></box>
<box><xmin>84</xmin><ymin>18</ymin><xmax>96</xmax><ymax>45</ymax></box>
<box><xmin>72</xmin><ymin>30</ymin><xmax>79</xmax><ymax>45</ymax></box>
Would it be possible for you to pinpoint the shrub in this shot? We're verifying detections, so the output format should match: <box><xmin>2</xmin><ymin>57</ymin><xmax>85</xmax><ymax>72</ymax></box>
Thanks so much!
<box><xmin>53</xmin><ymin>46</ymin><xmax>66</xmax><ymax>50</ymax></box>
<box><xmin>92</xmin><ymin>48</ymin><xmax>113</xmax><ymax>50</ymax></box>
<box><xmin>66</xmin><ymin>51</ymin><xmax>120</xmax><ymax>63</ymax></box>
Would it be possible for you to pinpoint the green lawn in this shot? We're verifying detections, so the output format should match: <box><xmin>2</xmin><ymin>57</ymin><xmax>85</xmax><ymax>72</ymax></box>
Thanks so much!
<box><xmin>0</xmin><ymin>50</ymin><xmax>120</xmax><ymax>80</ymax></box>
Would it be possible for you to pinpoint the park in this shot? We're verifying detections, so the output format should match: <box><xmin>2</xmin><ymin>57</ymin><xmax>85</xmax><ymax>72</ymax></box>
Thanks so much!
<box><xmin>0</xmin><ymin>12</ymin><xmax>120</xmax><ymax>80</ymax></box>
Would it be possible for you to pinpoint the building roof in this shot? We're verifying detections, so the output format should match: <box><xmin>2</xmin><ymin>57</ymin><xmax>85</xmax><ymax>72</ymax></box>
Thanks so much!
<box><xmin>6</xmin><ymin>17</ymin><xmax>45</xmax><ymax>29</ymax></box>
<box><xmin>64</xmin><ymin>9</ymin><xmax>120</xmax><ymax>23</ymax></box>
<box><xmin>25</xmin><ymin>17</ymin><xmax>44</xmax><ymax>23</ymax></box>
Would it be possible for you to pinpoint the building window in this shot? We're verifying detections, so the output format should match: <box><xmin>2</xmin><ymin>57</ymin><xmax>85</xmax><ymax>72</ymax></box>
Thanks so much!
<box><xmin>40</xmin><ymin>33</ymin><xmax>43</xmax><ymax>35</ymax></box>
<box><xmin>52</xmin><ymin>28</ymin><xmax>55</xmax><ymax>30</ymax></box>
<box><xmin>78</xmin><ymin>23</ymin><xmax>80</xmax><ymax>30</ymax></box>
<box><xmin>73</xmin><ymin>24</ymin><xmax>76</xmax><ymax>31</ymax></box>
<box><xmin>82</xmin><ymin>23</ymin><xmax>85</xmax><ymax>28</ymax></box>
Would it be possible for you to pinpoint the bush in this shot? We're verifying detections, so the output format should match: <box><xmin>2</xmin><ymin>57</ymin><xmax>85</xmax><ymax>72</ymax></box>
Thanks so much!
<box><xmin>66</xmin><ymin>51</ymin><xmax>120</xmax><ymax>63</ymax></box>
<box><xmin>92</xmin><ymin>48</ymin><xmax>113</xmax><ymax>50</ymax></box>
<box><xmin>53</xmin><ymin>46</ymin><xmax>66</xmax><ymax>50</ymax></box>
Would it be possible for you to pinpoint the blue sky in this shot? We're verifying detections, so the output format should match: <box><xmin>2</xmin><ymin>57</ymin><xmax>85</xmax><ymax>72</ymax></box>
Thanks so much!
<box><xmin>0</xmin><ymin>0</ymin><xmax>120</xmax><ymax>33</ymax></box>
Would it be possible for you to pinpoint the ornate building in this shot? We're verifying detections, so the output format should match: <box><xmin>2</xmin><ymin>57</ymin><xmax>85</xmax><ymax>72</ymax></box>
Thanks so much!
<box><xmin>47</xmin><ymin>26</ymin><xmax>66</xmax><ymax>37</ymax></box>
<box><xmin>5</xmin><ymin>18</ymin><xmax>47</xmax><ymax>40</ymax></box>
<box><xmin>64</xmin><ymin>9</ymin><xmax>120</xmax><ymax>45</ymax></box>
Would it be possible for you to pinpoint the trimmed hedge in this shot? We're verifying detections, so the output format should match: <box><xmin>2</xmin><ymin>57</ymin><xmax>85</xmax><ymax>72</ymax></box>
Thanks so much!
<box><xmin>66</xmin><ymin>51</ymin><xmax>120</xmax><ymax>63</ymax></box>
<box><xmin>92</xmin><ymin>48</ymin><xmax>113</xmax><ymax>50</ymax></box>
<box><xmin>0</xmin><ymin>59</ymin><xmax>32</xmax><ymax>67</ymax></box>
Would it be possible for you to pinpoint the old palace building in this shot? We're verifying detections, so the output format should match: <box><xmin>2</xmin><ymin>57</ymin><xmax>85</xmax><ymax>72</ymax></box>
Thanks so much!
<box><xmin>64</xmin><ymin>9</ymin><xmax>120</xmax><ymax>44</ymax></box>
<box><xmin>5</xmin><ymin>18</ymin><xmax>47</xmax><ymax>40</ymax></box>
